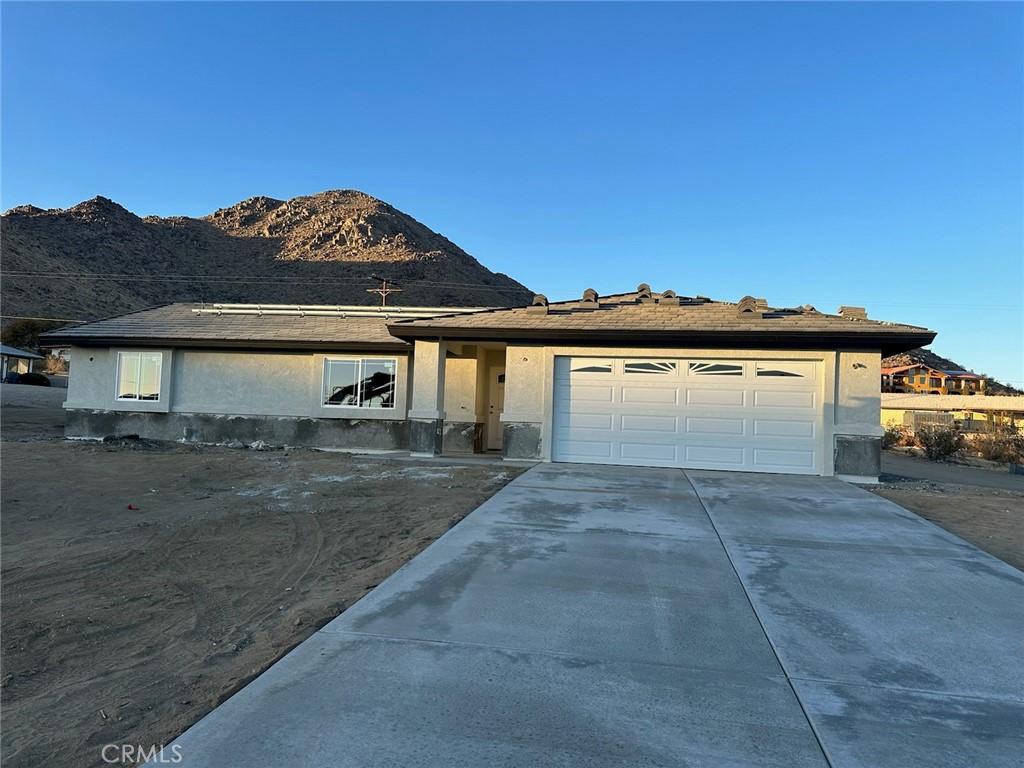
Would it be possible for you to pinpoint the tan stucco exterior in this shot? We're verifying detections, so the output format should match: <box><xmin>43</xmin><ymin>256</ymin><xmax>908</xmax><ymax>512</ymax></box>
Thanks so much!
<box><xmin>65</xmin><ymin>346</ymin><xmax>411</xmax><ymax>421</ymax></box>
<box><xmin>63</xmin><ymin>337</ymin><xmax>885</xmax><ymax>478</ymax></box>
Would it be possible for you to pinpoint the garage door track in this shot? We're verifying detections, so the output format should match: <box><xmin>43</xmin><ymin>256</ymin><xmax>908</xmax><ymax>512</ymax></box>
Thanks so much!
<box><xmin>165</xmin><ymin>465</ymin><xmax>1024</xmax><ymax>767</ymax></box>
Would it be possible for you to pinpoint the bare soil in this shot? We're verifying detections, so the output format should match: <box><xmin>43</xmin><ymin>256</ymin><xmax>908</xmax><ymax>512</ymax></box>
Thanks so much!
<box><xmin>1</xmin><ymin>396</ymin><xmax>523</xmax><ymax>767</ymax></box>
<box><xmin>871</xmin><ymin>481</ymin><xmax>1024</xmax><ymax>571</ymax></box>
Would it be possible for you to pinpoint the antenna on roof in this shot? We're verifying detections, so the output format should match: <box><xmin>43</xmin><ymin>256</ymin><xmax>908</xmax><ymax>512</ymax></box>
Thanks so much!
<box><xmin>367</xmin><ymin>275</ymin><xmax>403</xmax><ymax>307</ymax></box>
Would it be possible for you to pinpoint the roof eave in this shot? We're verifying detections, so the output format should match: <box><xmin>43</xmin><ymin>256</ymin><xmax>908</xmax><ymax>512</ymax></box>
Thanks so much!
<box><xmin>39</xmin><ymin>335</ymin><xmax>410</xmax><ymax>352</ymax></box>
<box><xmin>386</xmin><ymin>325</ymin><xmax>936</xmax><ymax>355</ymax></box>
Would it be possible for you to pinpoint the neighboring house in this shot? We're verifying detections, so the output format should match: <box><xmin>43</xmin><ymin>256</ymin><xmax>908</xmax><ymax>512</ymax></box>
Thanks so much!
<box><xmin>41</xmin><ymin>287</ymin><xmax>935</xmax><ymax>482</ymax></box>
<box><xmin>882</xmin><ymin>393</ymin><xmax>1024</xmax><ymax>432</ymax></box>
<box><xmin>882</xmin><ymin>363</ymin><xmax>986</xmax><ymax>395</ymax></box>
<box><xmin>0</xmin><ymin>344</ymin><xmax>44</xmax><ymax>378</ymax></box>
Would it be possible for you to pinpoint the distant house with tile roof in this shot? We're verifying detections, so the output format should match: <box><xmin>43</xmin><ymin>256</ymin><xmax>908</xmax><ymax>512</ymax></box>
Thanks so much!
<box><xmin>0</xmin><ymin>343</ymin><xmax>43</xmax><ymax>378</ymax></box>
<box><xmin>881</xmin><ymin>363</ymin><xmax>987</xmax><ymax>396</ymax></box>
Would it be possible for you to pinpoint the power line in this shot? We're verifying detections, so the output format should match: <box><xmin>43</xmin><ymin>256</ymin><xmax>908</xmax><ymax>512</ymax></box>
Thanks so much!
<box><xmin>0</xmin><ymin>271</ymin><xmax>531</xmax><ymax>294</ymax></box>
<box><xmin>0</xmin><ymin>314</ymin><xmax>86</xmax><ymax>322</ymax></box>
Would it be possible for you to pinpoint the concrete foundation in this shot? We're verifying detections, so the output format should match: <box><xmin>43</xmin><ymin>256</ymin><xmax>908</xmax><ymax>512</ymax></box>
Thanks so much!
<box><xmin>65</xmin><ymin>408</ymin><xmax>409</xmax><ymax>450</ymax></box>
<box><xmin>409</xmin><ymin>418</ymin><xmax>444</xmax><ymax>456</ymax></box>
<box><xmin>442</xmin><ymin>421</ymin><xmax>483</xmax><ymax>455</ymax></box>
<box><xmin>834</xmin><ymin>434</ymin><xmax>881</xmax><ymax>479</ymax></box>
<box><xmin>502</xmin><ymin>422</ymin><xmax>542</xmax><ymax>460</ymax></box>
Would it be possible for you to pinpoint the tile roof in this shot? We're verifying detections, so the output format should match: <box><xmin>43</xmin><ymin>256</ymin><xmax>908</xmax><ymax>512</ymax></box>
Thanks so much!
<box><xmin>388</xmin><ymin>290</ymin><xmax>935</xmax><ymax>346</ymax></box>
<box><xmin>882</xmin><ymin>364</ymin><xmax>981</xmax><ymax>378</ymax></box>
<box><xmin>0</xmin><ymin>344</ymin><xmax>44</xmax><ymax>359</ymax></box>
<box><xmin>40</xmin><ymin>290</ymin><xmax>938</xmax><ymax>357</ymax></box>
<box><xmin>41</xmin><ymin>303</ymin><xmax>414</xmax><ymax>350</ymax></box>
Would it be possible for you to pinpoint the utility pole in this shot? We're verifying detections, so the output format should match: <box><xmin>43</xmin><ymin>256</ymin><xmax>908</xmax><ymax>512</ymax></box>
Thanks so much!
<box><xmin>367</xmin><ymin>275</ymin><xmax>403</xmax><ymax>307</ymax></box>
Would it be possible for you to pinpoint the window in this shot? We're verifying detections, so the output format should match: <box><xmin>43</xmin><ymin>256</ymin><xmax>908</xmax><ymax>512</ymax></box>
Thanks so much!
<box><xmin>689</xmin><ymin>361</ymin><xmax>743</xmax><ymax>376</ymax></box>
<box><xmin>929</xmin><ymin>377</ymin><xmax>942</xmax><ymax>388</ymax></box>
<box><xmin>116</xmin><ymin>351</ymin><xmax>162</xmax><ymax>401</ymax></box>
<box><xmin>570</xmin><ymin>360</ymin><xmax>613</xmax><ymax>374</ymax></box>
<box><xmin>756</xmin><ymin>362</ymin><xmax>811</xmax><ymax>378</ymax></box>
<box><xmin>624</xmin><ymin>360</ymin><xmax>677</xmax><ymax>375</ymax></box>
<box><xmin>323</xmin><ymin>358</ymin><xmax>396</xmax><ymax>408</ymax></box>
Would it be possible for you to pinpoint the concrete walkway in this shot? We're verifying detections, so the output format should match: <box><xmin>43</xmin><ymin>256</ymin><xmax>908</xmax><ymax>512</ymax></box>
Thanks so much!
<box><xmin>165</xmin><ymin>465</ymin><xmax>1024</xmax><ymax>768</ymax></box>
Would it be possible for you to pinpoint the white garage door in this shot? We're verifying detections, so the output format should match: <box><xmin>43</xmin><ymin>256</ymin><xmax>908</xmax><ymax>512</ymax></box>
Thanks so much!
<box><xmin>552</xmin><ymin>356</ymin><xmax>824</xmax><ymax>475</ymax></box>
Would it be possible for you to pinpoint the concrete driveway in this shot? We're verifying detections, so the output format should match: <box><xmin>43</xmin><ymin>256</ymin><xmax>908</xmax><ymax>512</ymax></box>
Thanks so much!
<box><xmin>165</xmin><ymin>465</ymin><xmax>1024</xmax><ymax>768</ymax></box>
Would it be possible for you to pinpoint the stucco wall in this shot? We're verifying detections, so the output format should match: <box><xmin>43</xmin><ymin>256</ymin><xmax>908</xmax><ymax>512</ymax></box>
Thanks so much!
<box><xmin>65</xmin><ymin>347</ymin><xmax>174</xmax><ymax>414</ymax></box>
<box><xmin>834</xmin><ymin>351</ymin><xmax>882</xmax><ymax>436</ymax></box>
<box><xmin>172</xmin><ymin>350</ymin><xmax>315</xmax><ymax>418</ymax></box>
<box><xmin>66</xmin><ymin>345</ymin><xmax>410</xmax><ymax>421</ymax></box>
<box><xmin>501</xmin><ymin>344</ymin><xmax>545</xmax><ymax>423</ymax></box>
<box><xmin>443</xmin><ymin>357</ymin><xmax>478</xmax><ymax>423</ymax></box>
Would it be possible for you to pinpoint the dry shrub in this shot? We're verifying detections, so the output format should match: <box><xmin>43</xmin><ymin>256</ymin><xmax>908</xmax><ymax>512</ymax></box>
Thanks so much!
<box><xmin>972</xmin><ymin>425</ymin><xmax>1024</xmax><ymax>464</ymax></box>
<box><xmin>915</xmin><ymin>425</ymin><xmax>964</xmax><ymax>460</ymax></box>
<box><xmin>44</xmin><ymin>354</ymin><xmax>68</xmax><ymax>374</ymax></box>
<box><xmin>882</xmin><ymin>422</ymin><xmax>909</xmax><ymax>449</ymax></box>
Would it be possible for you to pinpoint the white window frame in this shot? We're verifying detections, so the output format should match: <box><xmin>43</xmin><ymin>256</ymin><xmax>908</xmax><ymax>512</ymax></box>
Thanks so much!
<box><xmin>115</xmin><ymin>351</ymin><xmax>163</xmax><ymax>402</ymax></box>
<box><xmin>322</xmin><ymin>356</ymin><xmax>398</xmax><ymax>410</ymax></box>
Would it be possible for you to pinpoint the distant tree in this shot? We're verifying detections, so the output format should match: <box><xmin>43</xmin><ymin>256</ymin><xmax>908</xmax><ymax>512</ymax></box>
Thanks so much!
<box><xmin>1</xmin><ymin>319</ymin><xmax>62</xmax><ymax>351</ymax></box>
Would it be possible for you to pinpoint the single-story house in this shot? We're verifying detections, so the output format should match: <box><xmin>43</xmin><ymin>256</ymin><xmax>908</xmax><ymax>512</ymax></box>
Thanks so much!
<box><xmin>41</xmin><ymin>286</ymin><xmax>935</xmax><ymax>481</ymax></box>
<box><xmin>1</xmin><ymin>344</ymin><xmax>44</xmax><ymax>378</ymax></box>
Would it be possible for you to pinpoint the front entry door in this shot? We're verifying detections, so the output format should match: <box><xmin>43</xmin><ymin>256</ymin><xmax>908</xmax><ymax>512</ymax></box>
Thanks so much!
<box><xmin>486</xmin><ymin>366</ymin><xmax>506</xmax><ymax>450</ymax></box>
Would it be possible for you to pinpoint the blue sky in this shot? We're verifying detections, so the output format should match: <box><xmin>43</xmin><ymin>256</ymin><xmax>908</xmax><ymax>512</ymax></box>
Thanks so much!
<box><xmin>3</xmin><ymin>2</ymin><xmax>1022</xmax><ymax>384</ymax></box>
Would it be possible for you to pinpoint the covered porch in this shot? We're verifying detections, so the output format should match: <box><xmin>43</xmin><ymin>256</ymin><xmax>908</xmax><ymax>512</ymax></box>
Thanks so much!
<box><xmin>407</xmin><ymin>339</ymin><xmax>510</xmax><ymax>458</ymax></box>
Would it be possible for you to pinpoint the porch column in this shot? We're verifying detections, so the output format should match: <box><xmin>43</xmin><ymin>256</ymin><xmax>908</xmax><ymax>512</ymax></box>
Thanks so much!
<box><xmin>408</xmin><ymin>339</ymin><xmax>446</xmax><ymax>456</ymax></box>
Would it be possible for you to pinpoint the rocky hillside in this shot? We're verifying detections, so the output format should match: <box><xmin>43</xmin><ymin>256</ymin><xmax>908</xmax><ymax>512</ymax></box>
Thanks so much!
<box><xmin>1</xmin><ymin>190</ymin><xmax>533</xmax><ymax>323</ymax></box>
<box><xmin>883</xmin><ymin>349</ymin><xmax>1022</xmax><ymax>396</ymax></box>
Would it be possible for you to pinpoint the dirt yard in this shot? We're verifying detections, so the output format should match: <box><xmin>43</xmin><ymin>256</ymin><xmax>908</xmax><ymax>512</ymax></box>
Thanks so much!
<box><xmin>1</xmin><ymin>387</ymin><xmax>523</xmax><ymax>767</ymax></box>
<box><xmin>871</xmin><ymin>480</ymin><xmax>1024</xmax><ymax>571</ymax></box>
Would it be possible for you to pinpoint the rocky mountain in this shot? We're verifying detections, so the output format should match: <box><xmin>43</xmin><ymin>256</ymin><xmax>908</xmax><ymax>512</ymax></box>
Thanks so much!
<box><xmin>883</xmin><ymin>349</ymin><xmax>1022</xmax><ymax>396</ymax></box>
<box><xmin>1</xmin><ymin>190</ymin><xmax>533</xmax><ymax>324</ymax></box>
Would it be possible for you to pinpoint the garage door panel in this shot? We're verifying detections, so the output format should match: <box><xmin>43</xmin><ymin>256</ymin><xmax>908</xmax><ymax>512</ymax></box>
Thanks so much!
<box><xmin>556</xmin><ymin>412</ymin><xmax>615</xmax><ymax>430</ymax></box>
<box><xmin>621</xmin><ymin>414</ymin><xmax>677</xmax><ymax>433</ymax></box>
<box><xmin>753</xmin><ymin>448</ymin><xmax>816</xmax><ymax>469</ymax></box>
<box><xmin>686</xmin><ymin>389</ymin><xmax>745</xmax><ymax>407</ymax></box>
<box><xmin>685</xmin><ymin>416</ymin><xmax>745</xmax><ymax>436</ymax></box>
<box><xmin>685</xmin><ymin>445</ymin><xmax>746</xmax><ymax>466</ymax></box>
<box><xmin>620</xmin><ymin>443</ymin><xmax>677</xmax><ymax>461</ymax></box>
<box><xmin>560</xmin><ymin>440</ymin><xmax>613</xmax><ymax>458</ymax></box>
<box><xmin>552</xmin><ymin>356</ymin><xmax>823</xmax><ymax>475</ymax></box>
<box><xmin>569</xmin><ymin>385</ymin><xmax>614</xmax><ymax>403</ymax></box>
<box><xmin>753</xmin><ymin>419</ymin><xmax>815</xmax><ymax>438</ymax></box>
<box><xmin>621</xmin><ymin>387</ymin><xmax>678</xmax><ymax>405</ymax></box>
<box><xmin>754</xmin><ymin>390</ymin><xmax>815</xmax><ymax>409</ymax></box>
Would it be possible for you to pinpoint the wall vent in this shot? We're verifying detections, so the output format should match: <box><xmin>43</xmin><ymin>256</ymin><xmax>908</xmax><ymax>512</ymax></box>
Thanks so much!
<box><xmin>636</xmin><ymin>283</ymin><xmax>655</xmax><ymax>303</ymax></box>
<box><xmin>737</xmin><ymin>296</ymin><xmax>760</xmax><ymax>315</ymax></box>
<box><xmin>577</xmin><ymin>288</ymin><xmax>600</xmax><ymax>310</ymax></box>
<box><xmin>658</xmin><ymin>289</ymin><xmax>680</xmax><ymax>307</ymax></box>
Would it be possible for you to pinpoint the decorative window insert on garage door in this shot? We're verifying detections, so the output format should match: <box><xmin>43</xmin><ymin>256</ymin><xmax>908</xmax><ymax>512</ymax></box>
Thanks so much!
<box><xmin>552</xmin><ymin>357</ymin><xmax>824</xmax><ymax>475</ymax></box>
